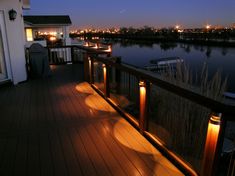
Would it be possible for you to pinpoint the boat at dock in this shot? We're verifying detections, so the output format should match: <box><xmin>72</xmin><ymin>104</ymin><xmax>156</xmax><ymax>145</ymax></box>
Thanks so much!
<box><xmin>224</xmin><ymin>92</ymin><xmax>235</xmax><ymax>99</ymax></box>
<box><xmin>144</xmin><ymin>57</ymin><xmax>184</xmax><ymax>71</ymax></box>
<box><xmin>150</xmin><ymin>57</ymin><xmax>183</xmax><ymax>65</ymax></box>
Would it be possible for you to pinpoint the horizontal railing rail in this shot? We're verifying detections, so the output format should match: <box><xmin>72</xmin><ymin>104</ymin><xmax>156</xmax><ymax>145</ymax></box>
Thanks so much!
<box><xmin>92</xmin><ymin>56</ymin><xmax>235</xmax><ymax>117</ymax></box>
<box><xmin>86</xmin><ymin>55</ymin><xmax>235</xmax><ymax>176</ymax></box>
<box><xmin>25</xmin><ymin>45</ymin><xmax>111</xmax><ymax>77</ymax></box>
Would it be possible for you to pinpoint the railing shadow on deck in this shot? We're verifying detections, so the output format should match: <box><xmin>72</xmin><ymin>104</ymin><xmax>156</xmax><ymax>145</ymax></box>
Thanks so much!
<box><xmin>25</xmin><ymin>44</ymin><xmax>235</xmax><ymax>176</ymax></box>
<box><xmin>74</xmin><ymin>81</ymin><xmax>183</xmax><ymax>176</ymax></box>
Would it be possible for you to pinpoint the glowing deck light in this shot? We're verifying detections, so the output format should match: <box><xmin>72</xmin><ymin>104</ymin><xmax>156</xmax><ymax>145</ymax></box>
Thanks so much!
<box><xmin>139</xmin><ymin>80</ymin><xmax>147</xmax><ymax>131</ymax></box>
<box><xmin>175</xmin><ymin>25</ymin><xmax>180</xmax><ymax>29</ymax></box>
<box><xmin>103</xmin><ymin>64</ymin><xmax>107</xmax><ymax>84</ymax></box>
<box><xmin>84</xmin><ymin>42</ymin><xmax>89</xmax><ymax>47</ymax></box>
<box><xmin>201</xmin><ymin>113</ymin><xmax>222</xmax><ymax>176</ymax></box>
<box><xmin>105</xmin><ymin>45</ymin><xmax>112</xmax><ymax>52</ymax></box>
<box><xmin>94</xmin><ymin>44</ymin><xmax>98</xmax><ymax>49</ymax></box>
<box><xmin>102</xmin><ymin>63</ymin><xmax>110</xmax><ymax>97</ymax></box>
<box><xmin>210</xmin><ymin>114</ymin><xmax>221</xmax><ymax>125</ymax></box>
<box><xmin>49</xmin><ymin>36</ymin><xmax>56</xmax><ymax>41</ymax></box>
<box><xmin>139</xmin><ymin>80</ymin><xmax>145</xmax><ymax>87</ymax></box>
<box><xmin>102</xmin><ymin>63</ymin><xmax>106</xmax><ymax>71</ymax></box>
<box><xmin>88</xmin><ymin>57</ymin><xmax>93</xmax><ymax>83</ymax></box>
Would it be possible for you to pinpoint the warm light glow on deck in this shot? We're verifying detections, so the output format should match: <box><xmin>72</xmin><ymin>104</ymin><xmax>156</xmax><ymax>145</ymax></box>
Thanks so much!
<box><xmin>75</xmin><ymin>82</ymin><xmax>115</xmax><ymax>112</ymax></box>
<box><xmin>75</xmin><ymin>82</ymin><xmax>94</xmax><ymax>94</ymax></box>
<box><xmin>114</xmin><ymin>119</ymin><xmax>158</xmax><ymax>154</ymax></box>
<box><xmin>85</xmin><ymin>94</ymin><xmax>116</xmax><ymax>112</ymax></box>
<box><xmin>113</xmin><ymin>119</ymin><xmax>183</xmax><ymax>175</ymax></box>
<box><xmin>74</xmin><ymin>81</ymin><xmax>183</xmax><ymax>175</ymax></box>
<box><xmin>49</xmin><ymin>65</ymin><xmax>57</xmax><ymax>70</ymax></box>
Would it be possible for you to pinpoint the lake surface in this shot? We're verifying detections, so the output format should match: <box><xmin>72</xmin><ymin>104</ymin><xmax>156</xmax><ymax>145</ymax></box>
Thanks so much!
<box><xmin>110</xmin><ymin>41</ymin><xmax>235</xmax><ymax>92</ymax></box>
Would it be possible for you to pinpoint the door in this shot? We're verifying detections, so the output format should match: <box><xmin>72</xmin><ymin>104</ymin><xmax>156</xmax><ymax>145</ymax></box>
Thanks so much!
<box><xmin>0</xmin><ymin>12</ymin><xmax>8</xmax><ymax>81</ymax></box>
<box><xmin>0</xmin><ymin>28</ymin><xmax>7</xmax><ymax>80</ymax></box>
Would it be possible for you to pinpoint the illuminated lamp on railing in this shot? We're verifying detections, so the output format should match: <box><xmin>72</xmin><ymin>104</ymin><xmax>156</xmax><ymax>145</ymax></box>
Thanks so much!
<box><xmin>102</xmin><ymin>63</ymin><xmax>110</xmax><ymax>97</ymax></box>
<box><xmin>139</xmin><ymin>80</ymin><xmax>147</xmax><ymax>131</ymax></box>
<box><xmin>49</xmin><ymin>36</ymin><xmax>56</xmax><ymax>41</ymax></box>
<box><xmin>105</xmin><ymin>45</ymin><xmax>112</xmax><ymax>52</ymax></box>
<box><xmin>201</xmin><ymin>112</ymin><xmax>222</xmax><ymax>176</ymax></box>
<box><xmin>88</xmin><ymin>57</ymin><xmax>92</xmax><ymax>84</ymax></box>
<box><xmin>139</xmin><ymin>80</ymin><xmax>146</xmax><ymax>108</ymax></box>
<box><xmin>210</xmin><ymin>113</ymin><xmax>221</xmax><ymax>125</ymax></box>
<box><xmin>84</xmin><ymin>42</ymin><xmax>89</xmax><ymax>47</ymax></box>
<box><xmin>139</xmin><ymin>80</ymin><xmax>146</xmax><ymax>88</ymax></box>
<box><xmin>94</xmin><ymin>44</ymin><xmax>98</xmax><ymax>49</ymax></box>
<box><xmin>102</xmin><ymin>64</ymin><xmax>107</xmax><ymax>82</ymax></box>
<box><xmin>88</xmin><ymin>57</ymin><xmax>91</xmax><ymax>70</ymax></box>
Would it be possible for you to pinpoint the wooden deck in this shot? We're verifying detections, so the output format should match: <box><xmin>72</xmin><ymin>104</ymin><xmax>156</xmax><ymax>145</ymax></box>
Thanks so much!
<box><xmin>0</xmin><ymin>64</ymin><xmax>183</xmax><ymax>176</ymax></box>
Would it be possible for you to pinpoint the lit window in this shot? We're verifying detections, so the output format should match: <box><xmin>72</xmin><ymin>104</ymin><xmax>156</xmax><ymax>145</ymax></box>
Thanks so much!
<box><xmin>26</xmin><ymin>28</ymin><xmax>33</xmax><ymax>41</ymax></box>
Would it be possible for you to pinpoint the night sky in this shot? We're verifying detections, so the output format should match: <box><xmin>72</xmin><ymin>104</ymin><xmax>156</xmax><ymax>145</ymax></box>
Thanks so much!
<box><xmin>24</xmin><ymin>0</ymin><xmax>235</xmax><ymax>29</ymax></box>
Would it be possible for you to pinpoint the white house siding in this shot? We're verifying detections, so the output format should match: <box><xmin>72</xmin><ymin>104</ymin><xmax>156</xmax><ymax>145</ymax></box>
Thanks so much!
<box><xmin>0</xmin><ymin>0</ymin><xmax>27</xmax><ymax>84</ymax></box>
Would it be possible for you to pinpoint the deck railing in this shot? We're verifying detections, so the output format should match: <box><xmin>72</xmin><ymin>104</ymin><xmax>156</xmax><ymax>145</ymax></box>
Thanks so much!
<box><xmin>25</xmin><ymin>44</ymin><xmax>111</xmax><ymax>66</ymax></box>
<box><xmin>25</xmin><ymin>44</ymin><xmax>235</xmax><ymax>175</ymax></box>
<box><xmin>84</xmin><ymin>55</ymin><xmax>235</xmax><ymax>176</ymax></box>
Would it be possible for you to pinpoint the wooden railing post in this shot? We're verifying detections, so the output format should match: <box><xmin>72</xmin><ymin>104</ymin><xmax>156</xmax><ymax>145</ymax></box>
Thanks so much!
<box><xmin>139</xmin><ymin>80</ymin><xmax>150</xmax><ymax>134</ymax></box>
<box><xmin>47</xmin><ymin>47</ymin><xmax>51</xmax><ymax>64</ymax></box>
<box><xmin>83</xmin><ymin>52</ymin><xmax>88</xmax><ymax>81</ymax></box>
<box><xmin>115</xmin><ymin>57</ymin><xmax>122</xmax><ymax>94</ymax></box>
<box><xmin>103</xmin><ymin>63</ymin><xmax>110</xmax><ymax>98</ymax></box>
<box><xmin>89</xmin><ymin>57</ymin><xmax>94</xmax><ymax>84</ymax></box>
<box><xmin>201</xmin><ymin>112</ymin><xmax>226</xmax><ymax>176</ymax></box>
<box><xmin>71</xmin><ymin>46</ymin><xmax>75</xmax><ymax>63</ymax></box>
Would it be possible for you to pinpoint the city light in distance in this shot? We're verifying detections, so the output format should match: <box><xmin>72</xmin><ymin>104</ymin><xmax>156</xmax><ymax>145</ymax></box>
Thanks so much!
<box><xmin>206</xmin><ymin>24</ymin><xmax>211</xmax><ymax>29</ymax></box>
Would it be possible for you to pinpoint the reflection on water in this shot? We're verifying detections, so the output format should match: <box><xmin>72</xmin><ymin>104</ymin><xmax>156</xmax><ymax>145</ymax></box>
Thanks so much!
<box><xmin>111</xmin><ymin>41</ymin><xmax>235</xmax><ymax>91</ymax></box>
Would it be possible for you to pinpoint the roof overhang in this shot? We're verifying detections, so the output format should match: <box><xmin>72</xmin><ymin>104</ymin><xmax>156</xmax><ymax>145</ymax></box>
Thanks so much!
<box><xmin>25</xmin><ymin>22</ymin><xmax>70</xmax><ymax>28</ymax></box>
<box><xmin>24</xmin><ymin>16</ymin><xmax>72</xmax><ymax>27</ymax></box>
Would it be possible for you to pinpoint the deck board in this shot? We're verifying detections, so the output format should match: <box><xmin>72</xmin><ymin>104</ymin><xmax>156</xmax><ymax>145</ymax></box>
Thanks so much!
<box><xmin>39</xmin><ymin>133</ymin><xmax>54</xmax><ymax>176</ymax></box>
<box><xmin>0</xmin><ymin>64</ymin><xmax>184</xmax><ymax>176</ymax></box>
<box><xmin>13</xmin><ymin>135</ymin><xmax>28</xmax><ymax>176</ymax></box>
<box><xmin>69</xmin><ymin>127</ymin><xmax>97</xmax><ymax>176</ymax></box>
<box><xmin>50</xmin><ymin>131</ymin><xmax>68</xmax><ymax>176</ymax></box>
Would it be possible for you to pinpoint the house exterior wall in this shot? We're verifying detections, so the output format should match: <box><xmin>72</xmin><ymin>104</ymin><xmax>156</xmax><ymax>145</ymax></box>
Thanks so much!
<box><xmin>0</xmin><ymin>0</ymin><xmax>27</xmax><ymax>84</ymax></box>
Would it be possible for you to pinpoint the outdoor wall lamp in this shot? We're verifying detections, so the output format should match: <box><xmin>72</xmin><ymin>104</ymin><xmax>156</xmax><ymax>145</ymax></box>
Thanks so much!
<box><xmin>9</xmin><ymin>9</ymin><xmax>17</xmax><ymax>21</ymax></box>
<box><xmin>201</xmin><ymin>112</ymin><xmax>222</xmax><ymax>176</ymax></box>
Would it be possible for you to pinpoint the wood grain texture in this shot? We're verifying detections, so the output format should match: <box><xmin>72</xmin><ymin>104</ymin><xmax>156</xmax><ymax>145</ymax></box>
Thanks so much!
<box><xmin>0</xmin><ymin>64</ymin><xmax>183</xmax><ymax>176</ymax></box>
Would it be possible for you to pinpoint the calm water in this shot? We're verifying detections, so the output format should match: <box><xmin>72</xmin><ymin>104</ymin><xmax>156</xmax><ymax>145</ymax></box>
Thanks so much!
<box><xmin>110</xmin><ymin>41</ymin><xmax>235</xmax><ymax>92</ymax></box>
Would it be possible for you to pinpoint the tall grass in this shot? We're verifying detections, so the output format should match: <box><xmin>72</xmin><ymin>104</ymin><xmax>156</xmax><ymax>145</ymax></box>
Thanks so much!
<box><xmin>148</xmin><ymin>62</ymin><xmax>227</xmax><ymax>172</ymax></box>
<box><xmin>159</xmin><ymin>62</ymin><xmax>227</xmax><ymax>100</ymax></box>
